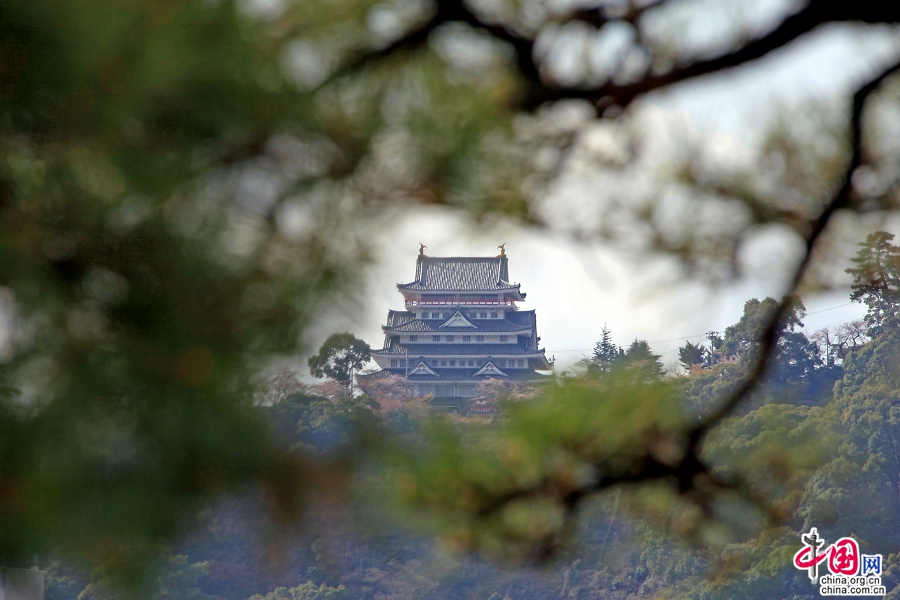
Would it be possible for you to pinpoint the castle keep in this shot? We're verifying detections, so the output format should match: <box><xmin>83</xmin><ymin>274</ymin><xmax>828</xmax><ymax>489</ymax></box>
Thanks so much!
<box><xmin>367</xmin><ymin>246</ymin><xmax>551</xmax><ymax>409</ymax></box>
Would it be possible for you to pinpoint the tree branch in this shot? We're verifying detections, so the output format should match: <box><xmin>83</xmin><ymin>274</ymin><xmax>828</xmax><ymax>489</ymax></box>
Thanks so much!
<box><xmin>457</xmin><ymin>58</ymin><xmax>900</xmax><ymax>559</ymax></box>
<box><xmin>565</xmin><ymin>0</ymin><xmax>670</xmax><ymax>28</ymax></box>
<box><xmin>319</xmin><ymin>0</ymin><xmax>675</xmax><ymax>100</ymax></box>
<box><xmin>318</xmin><ymin>0</ymin><xmax>900</xmax><ymax>124</ymax></box>
<box><xmin>333</xmin><ymin>2</ymin><xmax>900</xmax><ymax>554</ymax></box>
<box><xmin>321</xmin><ymin>0</ymin><xmax>540</xmax><ymax>91</ymax></box>
<box><xmin>520</xmin><ymin>3</ymin><xmax>828</xmax><ymax>110</ymax></box>
<box><xmin>688</xmin><ymin>57</ymin><xmax>900</xmax><ymax>447</ymax></box>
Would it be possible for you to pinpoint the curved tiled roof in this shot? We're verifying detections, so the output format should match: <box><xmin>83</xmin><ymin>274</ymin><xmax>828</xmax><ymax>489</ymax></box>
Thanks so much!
<box><xmin>398</xmin><ymin>256</ymin><xmax>522</xmax><ymax>292</ymax></box>
<box><xmin>504</xmin><ymin>310</ymin><xmax>536</xmax><ymax>327</ymax></box>
<box><xmin>385</xmin><ymin>320</ymin><xmax>436</xmax><ymax>333</ymax></box>
<box><xmin>384</xmin><ymin>314</ymin><xmax>535</xmax><ymax>334</ymax></box>
<box><xmin>374</xmin><ymin>343</ymin><xmax>544</xmax><ymax>356</ymax></box>
<box><xmin>379</xmin><ymin>367</ymin><xmax>551</xmax><ymax>381</ymax></box>
<box><xmin>385</xmin><ymin>310</ymin><xmax>416</xmax><ymax>328</ymax></box>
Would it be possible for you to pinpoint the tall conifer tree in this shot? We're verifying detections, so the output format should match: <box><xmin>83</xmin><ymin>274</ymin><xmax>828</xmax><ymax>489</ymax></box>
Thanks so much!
<box><xmin>592</xmin><ymin>325</ymin><xmax>619</xmax><ymax>370</ymax></box>
<box><xmin>847</xmin><ymin>231</ymin><xmax>900</xmax><ymax>336</ymax></box>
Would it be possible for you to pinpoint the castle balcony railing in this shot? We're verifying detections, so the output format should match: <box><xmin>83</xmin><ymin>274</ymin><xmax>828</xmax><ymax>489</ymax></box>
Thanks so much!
<box><xmin>405</xmin><ymin>299</ymin><xmax>515</xmax><ymax>307</ymax></box>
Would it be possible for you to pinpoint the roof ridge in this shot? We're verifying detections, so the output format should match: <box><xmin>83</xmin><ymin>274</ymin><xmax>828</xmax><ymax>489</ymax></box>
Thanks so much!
<box><xmin>420</xmin><ymin>255</ymin><xmax>502</xmax><ymax>259</ymax></box>
<box><xmin>399</xmin><ymin>253</ymin><xmax>523</xmax><ymax>295</ymax></box>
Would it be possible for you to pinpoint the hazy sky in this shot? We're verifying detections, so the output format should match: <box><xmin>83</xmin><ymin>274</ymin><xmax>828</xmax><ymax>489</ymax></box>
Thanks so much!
<box><xmin>302</xmin><ymin>21</ymin><xmax>900</xmax><ymax>375</ymax></box>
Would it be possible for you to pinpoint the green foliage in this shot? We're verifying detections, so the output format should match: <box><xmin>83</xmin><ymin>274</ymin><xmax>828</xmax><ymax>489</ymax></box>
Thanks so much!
<box><xmin>390</xmin><ymin>371</ymin><xmax>686</xmax><ymax>559</ymax></box>
<box><xmin>0</xmin><ymin>0</ymin><xmax>893</xmax><ymax>596</ymax></box>
<box><xmin>621</xmin><ymin>339</ymin><xmax>665</xmax><ymax>379</ymax></box>
<box><xmin>721</xmin><ymin>298</ymin><xmax>783</xmax><ymax>359</ymax></box>
<box><xmin>0</xmin><ymin>0</ymin><xmax>536</xmax><ymax>579</ymax></box>
<box><xmin>307</xmin><ymin>333</ymin><xmax>370</xmax><ymax>385</ymax></box>
<box><xmin>847</xmin><ymin>231</ymin><xmax>900</xmax><ymax>336</ymax></box>
<box><xmin>246</xmin><ymin>582</ymin><xmax>347</xmax><ymax>600</ymax></box>
<box><xmin>677</xmin><ymin>334</ymin><xmax>723</xmax><ymax>372</ymax></box>
<box><xmin>662</xmin><ymin>528</ymin><xmax>813</xmax><ymax>600</ymax></box>
<box><xmin>588</xmin><ymin>327</ymin><xmax>663</xmax><ymax>379</ymax></box>
<box><xmin>711</xmin><ymin>297</ymin><xmax>836</xmax><ymax>405</ymax></box>
<box><xmin>33</xmin><ymin>281</ymin><xmax>900</xmax><ymax>599</ymax></box>
<box><xmin>678</xmin><ymin>340</ymin><xmax>705</xmax><ymax>371</ymax></box>
<box><xmin>270</xmin><ymin>391</ymin><xmax>380</xmax><ymax>453</ymax></box>
<box><xmin>823</xmin><ymin>318</ymin><xmax>900</xmax><ymax>548</ymax></box>
<box><xmin>703</xmin><ymin>403</ymin><xmax>837</xmax><ymax>514</ymax></box>
<box><xmin>591</xmin><ymin>324</ymin><xmax>618</xmax><ymax>370</ymax></box>
<box><xmin>0</xmin><ymin>0</ymin><xmax>363</xmax><ymax>578</ymax></box>
<box><xmin>679</xmin><ymin>360</ymin><xmax>750</xmax><ymax>416</ymax></box>
<box><xmin>78</xmin><ymin>554</ymin><xmax>210</xmax><ymax>600</ymax></box>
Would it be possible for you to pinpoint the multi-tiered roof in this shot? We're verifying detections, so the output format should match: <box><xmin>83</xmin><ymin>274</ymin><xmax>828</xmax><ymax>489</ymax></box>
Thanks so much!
<box><xmin>367</xmin><ymin>247</ymin><xmax>551</xmax><ymax>408</ymax></box>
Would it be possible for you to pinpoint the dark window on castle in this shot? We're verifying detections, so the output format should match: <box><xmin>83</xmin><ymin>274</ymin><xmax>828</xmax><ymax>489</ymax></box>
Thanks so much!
<box><xmin>446</xmin><ymin>335</ymin><xmax>454</xmax><ymax>342</ymax></box>
<box><xmin>480</xmin><ymin>312</ymin><xmax>487</xmax><ymax>318</ymax></box>
<box><xmin>441</xmin><ymin>360</ymin><xmax>447</xmax><ymax>366</ymax></box>
<box><xmin>518</xmin><ymin>359</ymin><xmax>524</xmax><ymax>367</ymax></box>
<box><xmin>476</xmin><ymin>335</ymin><xmax>484</xmax><ymax>342</ymax></box>
<box><xmin>469</xmin><ymin>313</ymin><xmax>476</xmax><ymax>318</ymax></box>
<box><xmin>442</xmin><ymin>313</ymin><xmax>448</xmax><ymax>318</ymax></box>
<box><xmin>409</xmin><ymin>335</ymin><xmax>417</xmax><ymax>342</ymax></box>
<box><xmin>391</xmin><ymin>359</ymin><xmax>398</xmax><ymax>367</ymax></box>
<box><xmin>491</xmin><ymin>312</ymin><xmax>498</xmax><ymax>318</ymax></box>
<box><xmin>468</xmin><ymin>360</ymin><xmax>474</xmax><ymax>366</ymax></box>
<box><xmin>462</xmin><ymin>335</ymin><xmax>471</xmax><ymax>342</ymax></box>
<box><xmin>432</xmin><ymin>361</ymin><xmax>437</xmax><ymax>366</ymax></box>
<box><xmin>450</xmin><ymin>360</ymin><xmax>456</xmax><ymax>366</ymax></box>
<box><xmin>499</xmin><ymin>335</ymin><xmax>508</xmax><ymax>342</ymax></box>
<box><xmin>498</xmin><ymin>359</ymin><xmax>506</xmax><ymax>367</ymax></box>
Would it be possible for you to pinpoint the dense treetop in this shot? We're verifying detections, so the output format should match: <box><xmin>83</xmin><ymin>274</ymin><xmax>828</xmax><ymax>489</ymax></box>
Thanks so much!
<box><xmin>39</xmin><ymin>233</ymin><xmax>900</xmax><ymax>598</ymax></box>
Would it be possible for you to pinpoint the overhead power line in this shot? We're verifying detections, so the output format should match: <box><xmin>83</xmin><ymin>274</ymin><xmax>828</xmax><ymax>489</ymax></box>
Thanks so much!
<box><xmin>806</xmin><ymin>302</ymin><xmax>855</xmax><ymax>315</ymax></box>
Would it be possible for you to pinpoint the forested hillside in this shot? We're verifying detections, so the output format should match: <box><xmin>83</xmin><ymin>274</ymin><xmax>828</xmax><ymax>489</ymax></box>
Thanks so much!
<box><xmin>38</xmin><ymin>232</ymin><xmax>900</xmax><ymax>599</ymax></box>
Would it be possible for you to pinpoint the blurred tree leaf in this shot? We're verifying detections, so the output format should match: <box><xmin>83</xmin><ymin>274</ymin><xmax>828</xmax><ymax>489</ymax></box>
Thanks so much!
<box><xmin>388</xmin><ymin>369</ymin><xmax>691</xmax><ymax>560</ymax></box>
<box><xmin>2</xmin><ymin>0</ymin><xmax>900</xmax><ymax>591</ymax></box>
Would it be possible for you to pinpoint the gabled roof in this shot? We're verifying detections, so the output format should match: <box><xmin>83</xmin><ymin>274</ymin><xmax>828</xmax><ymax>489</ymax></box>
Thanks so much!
<box><xmin>408</xmin><ymin>361</ymin><xmax>438</xmax><ymax>376</ymax></box>
<box><xmin>438</xmin><ymin>311</ymin><xmax>476</xmax><ymax>328</ymax></box>
<box><xmin>474</xmin><ymin>361</ymin><xmax>508</xmax><ymax>377</ymax></box>
<box><xmin>398</xmin><ymin>255</ymin><xmax>524</xmax><ymax>294</ymax></box>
